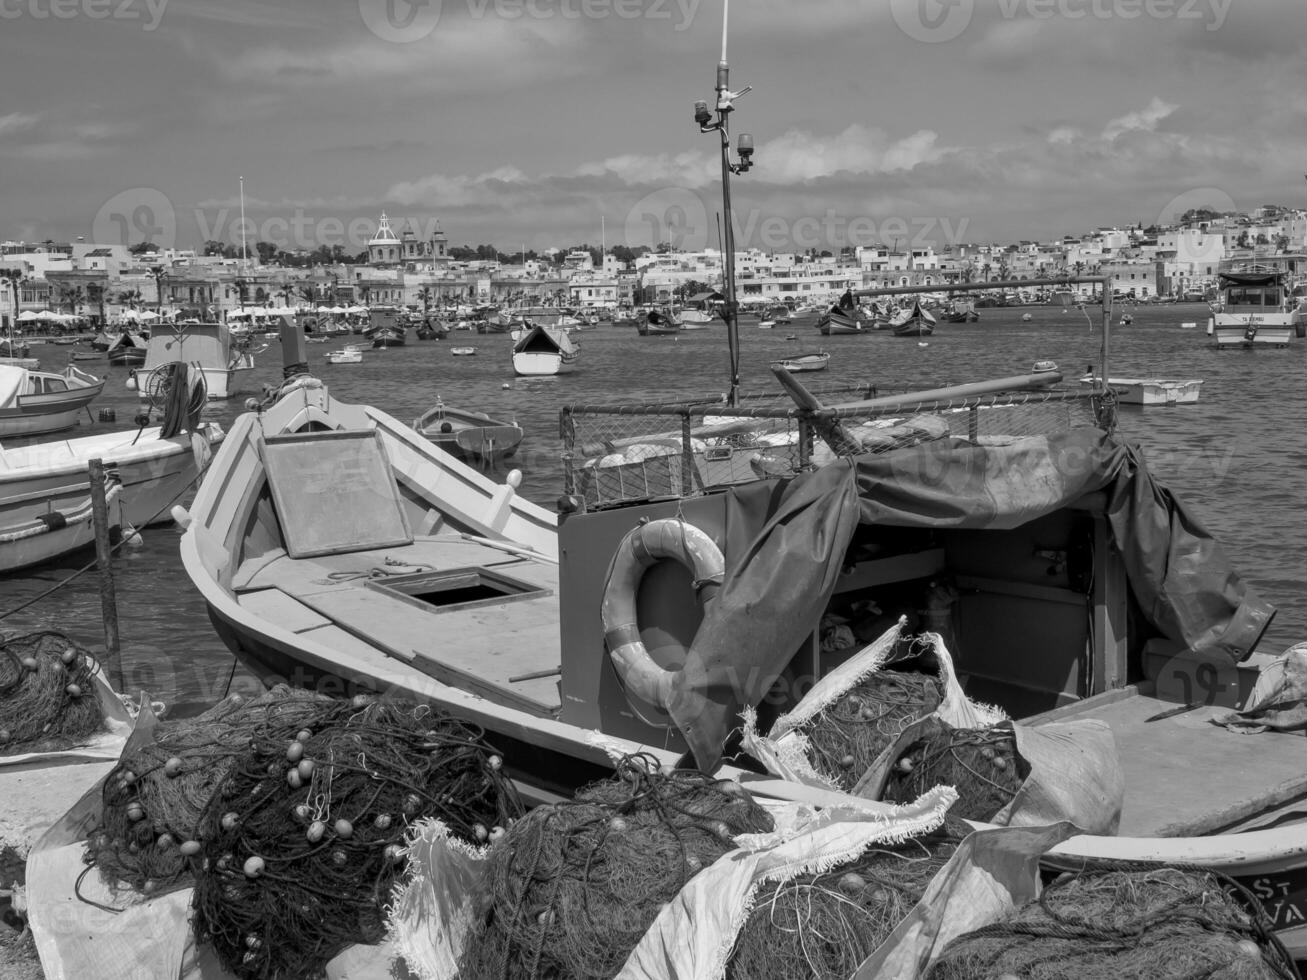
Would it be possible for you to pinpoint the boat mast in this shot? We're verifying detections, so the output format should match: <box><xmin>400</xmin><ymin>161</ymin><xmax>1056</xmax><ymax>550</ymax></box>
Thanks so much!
<box><xmin>695</xmin><ymin>0</ymin><xmax>753</xmax><ymax>406</ymax></box>
<box><xmin>239</xmin><ymin>176</ymin><xmax>248</xmax><ymax>267</ymax></box>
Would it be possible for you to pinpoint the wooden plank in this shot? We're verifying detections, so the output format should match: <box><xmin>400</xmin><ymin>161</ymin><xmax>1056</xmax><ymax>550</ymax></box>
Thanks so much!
<box><xmin>955</xmin><ymin>573</ymin><xmax>1084</xmax><ymax>608</ymax></box>
<box><xmin>231</xmin><ymin>548</ymin><xmax>287</xmax><ymax>592</ymax></box>
<box><xmin>238</xmin><ymin>588</ymin><xmax>331</xmax><ymax>634</ymax></box>
<box><xmin>1065</xmin><ymin>692</ymin><xmax>1307</xmax><ymax>837</ymax></box>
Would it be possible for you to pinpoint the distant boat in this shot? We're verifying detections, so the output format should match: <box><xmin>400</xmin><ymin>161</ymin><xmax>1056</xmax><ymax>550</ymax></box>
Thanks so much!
<box><xmin>0</xmin><ymin>338</ymin><xmax>31</xmax><ymax>359</ymax></box>
<box><xmin>640</xmin><ymin>309</ymin><xmax>682</xmax><ymax>336</ymax></box>
<box><xmin>1081</xmin><ymin>376</ymin><xmax>1203</xmax><ymax>406</ymax></box>
<box><xmin>367</xmin><ymin>306</ymin><xmax>407</xmax><ymax>347</ymax></box>
<box><xmin>758</xmin><ymin>319</ymin><xmax>776</xmax><ymax>329</ymax></box>
<box><xmin>0</xmin><ymin>364</ymin><xmax>106</xmax><ymax>437</ymax></box>
<box><xmin>1033</xmin><ymin>360</ymin><xmax>1059</xmax><ymax>373</ymax></box>
<box><xmin>1120</xmin><ymin>313</ymin><xmax>1134</xmax><ymax>326</ymax></box>
<box><xmin>889</xmin><ymin>297</ymin><xmax>937</xmax><ymax>337</ymax></box>
<box><xmin>772</xmin><ymin>350</ymin><xmax>830</xmax><ymax>373</ymax></box>
<box><xmin>512</xmin><ymin>324</ymin><xmax>579</xmax><ymax>376</ymax></box>
<box><xmin>106</xmin><ymin>332</ymin><xmax>147</xmax><ymax>366</ymax></box>
<box><xmin>816</xmin><ymin>305</ymin><xmax>861</xmax><ymax>335</ymax></box>
<box><xmin>412</xmin><ymin>400</ymin><xmax>524</xmax><ymax>465</ymax></box>
<box><xmin>323</xmin><ymin>346</ymin><xmax>363</xmax><ymax>365</ymax></box>
<box><xmin>451</xmin><ymin>346</ymin><xmax>477</xmax><ymax>356</ymax></box>
<box><xmin>1021</xmin><ymin>313</ymin><xmax>1033</xmax><ymax>322</ymax></box>
<box><xmin>415</xmin><ymin>319</ymin><xmax>448</xmax><ymax>341</ymax></box>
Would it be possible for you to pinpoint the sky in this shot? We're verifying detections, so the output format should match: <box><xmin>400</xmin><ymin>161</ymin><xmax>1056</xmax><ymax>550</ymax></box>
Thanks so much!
<box><xmin>2</xmin><ymin>0</ymin><xmax>1306</xmax><ymax>256</ymax></box>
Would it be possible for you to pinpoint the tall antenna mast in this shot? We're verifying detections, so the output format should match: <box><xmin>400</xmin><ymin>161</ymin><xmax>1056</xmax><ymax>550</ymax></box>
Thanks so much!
<box><xmin>694</xmin><ymin>0</ymin><xmax>753</xmax><ymax>406</ymax></box>
<box><xmin>239</xmin><ymin>176</ymin><xmax>248</xmax><ymax>266</ymax></box>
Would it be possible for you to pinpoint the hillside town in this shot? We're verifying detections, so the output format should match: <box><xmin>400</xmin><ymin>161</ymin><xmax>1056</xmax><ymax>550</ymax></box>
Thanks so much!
<box><xmin>3</xmin><ymin>204</ymin><xmax>1307</xmax><ymax>329</ymax></box>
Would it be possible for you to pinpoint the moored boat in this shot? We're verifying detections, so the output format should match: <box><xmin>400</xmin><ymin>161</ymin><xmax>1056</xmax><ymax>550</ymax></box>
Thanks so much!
<box><xmin>511</xmin><ymin>323</ymin><xmax>579</xmax><ymax>376</ymax></box>
<box><xmin>890</xmin><ymin>297</ymin><xmax>937</xmax><ymax>337</ymax></box>
<box><xmin>639</xmin><ymin>308</ymin><xmax>683</xmax><ymax>336</ymax></box>
<box><xmin>772</xmin><ymin>350</ymin><xmax>830</xmax><ymax>373</ymax></box>
<box><xmin>106</xmin><ymin>331</ymin><xmax>147</xmax><ymax>366</ymax></box>
<box><xmin>816</xmin><ymin>303</ymin><xmax>862</xmax><ymax>335</ymax></box>
<box><xmin>451</xmin><ymin>346</ymin><xmax>477</xmax><ymax>356</ymax></box>
<box><xmin>412</xmin><ymin>399</ymin><xmax>524</xmax><ymax>464</ymax></box>
<box><xmin>1080</xmin><ymin>375</ymin><xmax>1204</xmax><ymax>406</ymax></box>
<box><xmin>0</xmin><ymin>363</ymin><xmax>105</xmax><ymax>437</ymax></box>
<box><xmin>134</xmin><ymin>323</ymin><xmax>254</xmax><ymax>400</ymax></box>
<box><xmin>0</xmin><ymin>473</ymin><xmax>122</xmax><ymax>573</ymax></box>
<box><xmin>323</xmin><ymin>345</ymin><xmax>363</xmax><ymax>365</ymax></box>
<box><xmin>1208</xmin><ymin>270</ymin><xmax>1295</xmax><ymax>348</ymax></box>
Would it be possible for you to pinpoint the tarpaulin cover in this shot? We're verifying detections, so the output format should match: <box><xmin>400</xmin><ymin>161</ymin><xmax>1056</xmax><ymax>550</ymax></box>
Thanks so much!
<box><xmin>1218</xmin><ymin>272</ymin><xmax>1283</xmax><ymax>288</ymax></box>
<box><xmin>665</xmin><ymin>428</ymin><xmax>1275</xmax><ymax>771</ymax></box>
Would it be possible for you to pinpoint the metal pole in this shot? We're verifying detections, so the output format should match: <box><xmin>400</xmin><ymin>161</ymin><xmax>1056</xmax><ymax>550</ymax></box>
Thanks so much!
<box><xmin>88</xmin><ymin>459</ymin><xmax>123</xmax><ymax>692</ymax></box>
<box><xmin>1100</xmin><ymin>275</ymin><xmax>1111</xmax><ymax>389</ymax></box>
<box><xmin>718</xmin><ymin>73</ymin><xmax>741</xmax><ymax>406</ymax></box>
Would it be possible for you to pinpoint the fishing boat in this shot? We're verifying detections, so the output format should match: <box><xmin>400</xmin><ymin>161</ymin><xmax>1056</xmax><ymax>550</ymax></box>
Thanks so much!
<box><xmin>323</xmin><ymin>345</ymin><xmax>363</xmax><ymax>365</ymax></box>
<box><xmin>757</xmin><ymin>318</ymin><xmax>776</xmax><ymax>330</ymax></box>
<box><xmin>0</xmin><ymin>472</ymin><xmax>122</xmax><ymax>573</ymax></box>
<box><xmin>412</xmin><ymin>399</ymin><xmax>524</xmax><ymax>465</ymax></box>
<box><xmin>1208</xmin><ymin>270</ymin><xmax>1295</xmax><ymax>348</ymax></box>
<box><xmin>1080</xmin><ymin>375</ymin><xmax>1204</xmax><ymax>406</ymax></box>
<box><xmin>178</xmin><ymin>299</ymin><xmax>1307</xmax><ymax>958</ymax></box>
<box><xmin>106</xmin><ymin>331</ymin><xmax>147</xmax><ymax>366</ymax></box>
<box><xmin>890</xmin><ymin>297</ymin><xmax>937</xmax><ymax>337</ymax></box>
<box><xmin>451</xmin><ymin>346</ymin><xmax>477</xmax><ymax>356</ymax></box>
<box><xmin>639</xmin><ymin>309</ymin><xmax>682</xmax><ymax>336</ymax></box>
<box><xmin>414</xmin><ymin>319</ymin><xmax>448</xmax><ymax>341</ymax></box>
<box><xmin>511</xmin><ymin>323</ymin><xmax>579</xmax><ymax>376</ymax></box>
<box><xmin>133</xmin><ymin>322</ymin><xmax>255</xmax><ymax>400</ymax></box>
<box><xmin>772</xmin><ymin>350</ymin><xmax>830</xmax><ymax>373</ymax></box>
<box><xmin>816</xmin><ymin>302</ymin><xmax>862</xmax><ymax>335</ymax></box>
<box><xmin>0</xmin><ymin>338</ymin><xmax>31</xmax><ymax>359</ymax></box>
<box><xmin>0</xmin><ymin>364</ymin><xmax>105</xmax><ymax>437</ymax></box>
<box><xmin>367</xmin><ymin>306</ymin><xmax>407</xmax><ymax>348</ymax></box>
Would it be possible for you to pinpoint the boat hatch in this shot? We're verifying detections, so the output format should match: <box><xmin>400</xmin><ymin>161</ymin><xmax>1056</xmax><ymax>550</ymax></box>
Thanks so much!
<box><xmin>364</xmin><ymin>566</ymin><xmax>551</xmax><ymax>613</ymax></box>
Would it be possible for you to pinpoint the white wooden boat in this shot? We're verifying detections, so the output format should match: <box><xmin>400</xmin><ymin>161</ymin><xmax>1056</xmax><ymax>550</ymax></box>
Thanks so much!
<box><xmin>0</xmin><ymin>474</ymin><xmax>121</xmax><ymax>573</ymax></box>
<box><xmin>1209</xmin><ymin>271</ymin><xmax>1295</xmax><ymax>348</ymax></box>
<box><xmin>412</xmin><ymin>399</ymin><xmax>524</xmax><ymax>464</ymax></box>
<box><xmin>0</xmin><ymin>357</ymin><xmax>40</xmax><ymax>370</ymax></box>
<box><xmin>816</xmin><ymin>305</ymin><xmax>861</xmax><ymax>335</ymax></box>
<box><xmin>890</xmin><ymin>297</ymin><xmax>937</xmax><ymax>337</ymax></box>
<box><xmin>451</xmin><ymin>346</ymin><xmax>477</xmax><ymax>356</ymax></box>
<box><xmin>639</xmin><ymin>309</ymin><xmax>682</xmax><ymax>336</ymax></box>
<box><xmin>772</xmin><ymin>350</ymin><xmax>830</xmax><ymax>373</ymax></box>
<box><xmin>0</xmin><ymin>364</ymin><xmax>105</xmax><ymax>437</ymax></box>
<box><xmin>757</xmin><ymin>319</ymin><xmax>776</xmax><ymax>329</ymax></box>
<box><xmin>136</xmin><ymin>323</ymin><xmax>255</xmax><ymax>400</ymax></box>
<box><xmin>0</xmin><ymin>422</ymin><xmax>223</xmax><ymax>530</ymax></box>
<box><xmin>1080</xmin><ymin>376</ymin><xmax>1204</xmax><ymax>406</ymax></box>
<box><xmin>323</xmin><ymin>345</ymin><xmax>363</xmax><ymax>365</ymax></box>
<box><xmin>512</xmin><ymin>324</ymin><xmax>578</xmax><ymax>376</ymax></box>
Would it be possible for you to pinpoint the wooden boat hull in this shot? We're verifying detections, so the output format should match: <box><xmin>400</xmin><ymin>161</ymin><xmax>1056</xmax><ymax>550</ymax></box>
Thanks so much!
<box><xmin>0</xmin><ymin>367</ymin><xmax>106</xmax><ymax>438</ymax></box>
<box><xmin>0</xmin><ymin>423</ymin><xmax>222</xmax><ymax>529</ymax></box>
<box><xmin>107</xmin><ymin>348</ymin><xmax>146</xmax><ymax>365</ymax></box>
<box><xmin>512</xmin><ymin>352</ymin><xmax>577</xmax><ymax>376</ymax></box>
<box><xmin>512</xmin><ymin>325</ymin><xmax>579</xmax><ymax>376</ymax></box>
<box><xmin>413</xmin><ymin>405</ymin><xmax>524</xmax><ymax>463</ymax></box>
<box><xmin>0</xmin><ymin>481</ymin><xmax>121</xmax><ymax>573</ymax></box>
<box><xmin>1211</xmin><ymin>313</ymin><xmax>1294</xmax><ymax>348</ymax></box>
<box><xmin>773</xmin><ymin>352</ymin><xmax>830</xmax><ymax>373</ymax></box>
<box><xmin>891</xmin><ymin>321</ymin><xmax>935</xmax><ymax>337</ymax></box>
<box><xmin>817</xmin><ymin>309</ymin><xmax>861</xmax><ymax>335</ymax></box>
<box><xmin>1080</xmin><ymin>377</ymin><xmax>1203</xmax><ymax>406</ymax></box>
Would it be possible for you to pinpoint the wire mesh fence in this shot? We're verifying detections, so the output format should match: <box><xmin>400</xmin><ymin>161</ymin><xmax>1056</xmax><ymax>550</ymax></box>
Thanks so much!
<box><xmin>561</xmin><ymin>385</ymin><xmax>1114</xmax><ymax>511</ymax></box>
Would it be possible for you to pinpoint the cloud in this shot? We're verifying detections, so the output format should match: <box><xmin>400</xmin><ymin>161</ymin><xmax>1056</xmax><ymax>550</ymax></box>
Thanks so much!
<box><xmin>0</xmin><ymin>113</ymin><xmax>41</xmax><ymax>137</ymax></box>
<box><xmin>1103</xmin><ymin>97</ymin><xmax>1178</xmax><ymax>140</ymax></box>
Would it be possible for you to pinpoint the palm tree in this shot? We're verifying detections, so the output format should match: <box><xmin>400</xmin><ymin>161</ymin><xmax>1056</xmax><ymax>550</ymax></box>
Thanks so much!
<box><xmin>1</xmin><ymin>269</ymin><xmax>22</xmax><ymax>324</ymax></box>
<box><xmin>277</xmin><ymin>285</ymin><xmax>294</xmax><ymax>308</ymax></box>
<box><xmin>298</xmin><ymin>284</ymin><xmax>318</xmax><ymax>307</ymax></box>
<box><xmin>117</xmin><ymin>288</ymin><xmax>143</xmax><ymax>310</ymax></box>
<box><xmin>418</xmin><ymin>285</ymin><xmax>434</xmax><ymax>315</ymax></box>
<box><xmin>59</xmin><ymin>285</ymin><xmax>85</xmax><ymax>318</ymax></box>
<box><xmin>88</xmin><ymin>282</ymin><xmax>108</xmax><ymax>327</ymax></box>
<box><xmin>233</xmin><ymin>278</ymin><xmax>249</xmax><ymax>310</ymax></box>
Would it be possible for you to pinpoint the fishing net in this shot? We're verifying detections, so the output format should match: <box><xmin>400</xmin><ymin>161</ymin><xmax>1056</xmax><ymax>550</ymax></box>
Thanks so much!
<box><xmin>0</xmin><ymin>630</ymin><xmax>103</xmax><ymax>755</ymax></box>
<box><xmin>801</xmin><ymin>670</ymin><xmax>941</xmax><ymax>792</ymax></box>
<box><xmin>192</xmin><ymin>696</ymin><xmax>521</xmax><ymax>980</ymax></box>
<box><xmin>727</xmin><ymin>830</ymin><xmax>960</xmax><ymax>980</ymax></box>
<box><xmin>882</xmin><ymin>721</ymin><xmax>1026</xmax><ymax>822</ymax></box>
<box><xmin>458</xmin><ymin>754</ymin><xmax>775</xmax><ymax>980</ymax></box>
<box><xmin>926</xmin><ymin>866</ymin><xmax>1299</xmax><ymax>980</ymax></box>
<box><xmin>85</xmin><ymin>686</ymin><xmax>333</xmax><ymax>896</ymax></box>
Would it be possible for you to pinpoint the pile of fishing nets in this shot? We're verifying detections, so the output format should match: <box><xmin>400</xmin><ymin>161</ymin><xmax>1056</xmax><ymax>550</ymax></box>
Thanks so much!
<box><xmin>927</xmin><ymin>866</ymin><xmax>1298</xmax><ymax>980</ymax></box>
<box><xmin>192</xmin><ymin>696</ymin><xmax>520</xmax><ymax>980</ymax></box>
<box><xmin>727</xmin><ymin>828</ymin><xmax>960</xmax><ymax>980</ymax></box>
<box><xmin>802</xmin><ymin>669</ymin><xmax>941</xmax><ymax>792</ymax></box>
<box><xmin>882</xmin><ymin>719</ymin><xmax>1027</xmax><ymax>822</ymax></box>
<box><xmin>85</xmin><ymin>686</ymin><xmax>333</xmax><ymax>896</ymax></box>
<box><xmin>0</xmin><ymin>630</ymin><xmax>103</xmax><ymax>756</ymax></box>
<box><xmin>458</xmin><ymin>754</ymin><xmax>775</xmax><ymax>980</ymax></box>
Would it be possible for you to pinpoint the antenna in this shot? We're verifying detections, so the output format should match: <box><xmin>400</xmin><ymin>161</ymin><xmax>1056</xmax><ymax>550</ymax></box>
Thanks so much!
<box><xmin>239</xmin><ymin>176</ymin><xmax>248</xmax><ymax>266</ymax></box>
<box><xmin>721</xmin><ymin>0</ymin><xmax>728</xmax><ymax>62</ymax></box>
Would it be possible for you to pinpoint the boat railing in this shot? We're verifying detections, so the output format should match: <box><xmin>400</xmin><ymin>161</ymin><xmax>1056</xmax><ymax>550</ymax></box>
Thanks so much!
<box><xmin>560</xmin><ymin>385</ymin><xmax>1111</xmax><ymax>511</ymax></box>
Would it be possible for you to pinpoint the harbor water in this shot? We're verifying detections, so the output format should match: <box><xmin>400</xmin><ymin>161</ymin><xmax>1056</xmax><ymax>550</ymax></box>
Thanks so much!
<box><xmin>3</xmin><ymin>304</ymin><xmax>1302</xmax><ymax>713</ymax></box>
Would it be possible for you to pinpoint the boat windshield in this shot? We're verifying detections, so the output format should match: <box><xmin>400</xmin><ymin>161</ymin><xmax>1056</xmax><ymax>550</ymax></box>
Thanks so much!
<box><xmin>1224</xmin><ymin>286</ymin><xmax>1279</xmax><ymax>307</ymax></box>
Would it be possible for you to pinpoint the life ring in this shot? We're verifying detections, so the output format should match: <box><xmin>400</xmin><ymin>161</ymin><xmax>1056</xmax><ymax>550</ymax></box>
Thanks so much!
<box><xmin>601</xmin><ymin>518</ymin><xmax>725</xmax><ymax>723</ymax></box>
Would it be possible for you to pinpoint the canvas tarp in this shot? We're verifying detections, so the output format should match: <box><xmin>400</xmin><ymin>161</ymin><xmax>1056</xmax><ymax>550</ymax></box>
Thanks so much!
<box><xmin>664</xmin><ymin>428</ymin><xmax>1276</xmax><ymax>771</ymax></box>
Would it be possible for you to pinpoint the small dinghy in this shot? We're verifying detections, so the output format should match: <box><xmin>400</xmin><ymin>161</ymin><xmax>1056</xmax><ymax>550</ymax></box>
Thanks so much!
<box><xmin>412</xmin><ymin>399</ymin><xmax>524</xmax><ymax>465</ymax></box>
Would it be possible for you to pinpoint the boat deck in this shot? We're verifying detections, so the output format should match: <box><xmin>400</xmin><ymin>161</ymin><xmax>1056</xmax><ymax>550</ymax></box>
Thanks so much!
<box><xmin>1037</xmin><ymin>691</ymin><xmax>1307</xmax><ymax>838</ymax></box>
<box><xmin>232</xmin><ymin>535</ymin><xmax>563</xmax><ymax>717</ymax></box>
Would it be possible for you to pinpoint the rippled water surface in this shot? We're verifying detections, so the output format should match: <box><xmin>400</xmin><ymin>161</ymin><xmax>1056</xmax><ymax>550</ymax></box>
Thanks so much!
<box><xmin>4</xmin><ymin>304</ymin><xmax>1303</xmax><ymax>709</ymax></box>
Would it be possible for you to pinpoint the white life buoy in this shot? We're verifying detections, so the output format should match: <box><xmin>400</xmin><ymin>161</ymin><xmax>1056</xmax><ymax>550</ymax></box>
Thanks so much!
<box><xmin>601</xmin><ymin>518</ymin><xmax>725</xmax><ymax>723</ymax></box>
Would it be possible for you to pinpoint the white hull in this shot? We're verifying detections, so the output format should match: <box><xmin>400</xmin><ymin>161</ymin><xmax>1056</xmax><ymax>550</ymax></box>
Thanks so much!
<box><xmin>678</xmin><ymin>310</ymin><xmax>714</xmax><ymax>324</ymax></box>
<box><xmin>0</xmin><ymin>406</ymin><xmax>87</xmax><ymax>438</ymax></box>
<box><xmin>137</xmin><ymin>364</ymin><xmax>254</xmax><ymax>400</ymax></box>
<box><xmin>1080</xmin><ymin>377</ymin><xmax>1203</xmax><ymax>406</ymax></box>
<box><xmin>0</xmin><ymin>481</ymin><xmax>121</xmax><ymax>573</ymax></box>
<box><xmin>512</xmin><ymin>352</ymin><xmax>578</xmax><ymax>376</ymax></box>
<box><xmin>0</xmin><ymin>424</ymin><xmax>223</xmax><ymax>529</ymax></box>
<box><xmin>1210</xmin><ymin>313</ymin><xmax>1294</xmax><ymax>348</ymax></box>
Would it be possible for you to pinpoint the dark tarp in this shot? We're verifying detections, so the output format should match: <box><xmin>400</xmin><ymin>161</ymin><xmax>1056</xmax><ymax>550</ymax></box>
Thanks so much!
<box><xmin>1219</xmin><ymin>272</ymin><xmax>1283</xmax><ymax>288</ymax></box>
<box><xmin>666</xmin><ymin>427</ymin><xmax>1276</xmax><ymax>771</ymax></box>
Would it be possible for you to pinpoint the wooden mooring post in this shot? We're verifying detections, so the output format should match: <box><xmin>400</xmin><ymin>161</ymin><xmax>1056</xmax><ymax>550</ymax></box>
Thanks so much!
<box><xmin>88</xmin><ymin>458</ymin><xmax>124</xmax><ymax>691</ymax></box>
